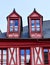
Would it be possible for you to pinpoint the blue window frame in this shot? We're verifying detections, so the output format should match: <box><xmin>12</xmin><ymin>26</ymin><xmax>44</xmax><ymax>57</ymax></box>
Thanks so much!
<box><xmin>31</xmin><ymin>19</ymin><xmax>40</xmax><ymax>32</ymax></box>
<box><xmin>10</xmin><ymin>19</ymin><xmax>18</xmax><ymax>32</ymax></box>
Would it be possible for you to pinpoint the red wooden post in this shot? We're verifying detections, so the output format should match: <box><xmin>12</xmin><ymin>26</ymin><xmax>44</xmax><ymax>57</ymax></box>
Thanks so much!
<box><xmin>31</xmin><ymin>47</ymin><xmax>34</xmax><ymax>65</ymax></box>
<box><xmin>17</xmin><ymin>48</ymin><xmax>20</xmax><ymax>65</ymax></box>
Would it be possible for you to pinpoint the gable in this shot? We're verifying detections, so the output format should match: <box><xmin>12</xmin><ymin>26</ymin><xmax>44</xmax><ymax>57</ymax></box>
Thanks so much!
<box><xmin>28</xmin><ymin>9</ymin><xmax>43</xmax><ymax>18</ymax></box>
<box><xmin>7</xmin><ymin>9</ymin><xmax>21</xmax><ymax>19</ymax></box>
<box><xmin>9</xmin><ymin>13</ymin><xmax>19</xmax><ymax>18</ymax></box>
<box><xmin>30</xmin><ymin>12</ymin><xmax>39</xmax><ymax>17</ymax></box>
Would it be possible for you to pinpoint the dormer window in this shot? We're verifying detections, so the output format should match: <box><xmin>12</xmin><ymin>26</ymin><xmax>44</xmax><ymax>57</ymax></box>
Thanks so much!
<box><xmin>10</xmin><ymin>19</ymin><xmax>18</xmax><ymax>32</ymax></box>
<box><xmin>28</xmin><ymin>8</ymin><xmax>43</xmax><ymax>38</ymax></box>
<box><xmin>31</xmin><ymin>19</ymin><xmax>40</xmax><ymax>32</ymax></box>
<box><xmin>7</xmin><ymin>9</ymin><xmax>23</xmax><ymax>38</ymax></box>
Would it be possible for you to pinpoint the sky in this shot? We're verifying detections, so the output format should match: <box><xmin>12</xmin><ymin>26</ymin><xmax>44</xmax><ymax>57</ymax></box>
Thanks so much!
<box><xmin>0</xmin><ymin>0</ymin><xmax>50</xmax><ymax>32</ymax></box>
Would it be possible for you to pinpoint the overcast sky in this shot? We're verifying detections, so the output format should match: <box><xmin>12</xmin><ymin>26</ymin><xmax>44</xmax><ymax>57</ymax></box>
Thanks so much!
<box><xmin>0</xmin><ymin>0</ymin><xmax>50</xmax><ymax>32</ymax></box>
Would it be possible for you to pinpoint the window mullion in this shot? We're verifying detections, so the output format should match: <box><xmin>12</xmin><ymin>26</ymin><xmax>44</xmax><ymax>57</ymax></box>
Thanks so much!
<box><xmin>13</xmin><ymin>20</ymin><xmax>15</xmax><ymax>32</ymax></box>
<box><xmin>35</xmin><ymin>20</ymin><xmax>36</xmax><ymax>32</ymax></box>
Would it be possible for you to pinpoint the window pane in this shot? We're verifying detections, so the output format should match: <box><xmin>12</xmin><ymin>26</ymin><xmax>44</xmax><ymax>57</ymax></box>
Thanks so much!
<box><xmin>26</xmin><ymin>50</ymin><xmax>30</xmax><ymax>55</ymax></box>
<box><xmin>3</xmin><ymin>55</ymin><xmax>6</xmax><ymax>60</ymax></box>
<box><xmin>44</xmin><ymin>49</ymin><xmax>48</xmax><ymax>52</ymax></box>
<box><xmin>20</xmin><ymin>50</ymin><xmax>24</xmax><ymax>56</ymax></box>
<box><xmin>10</xmin><ymin>20</ymin><xmax>13</xmax><ymax>26</ymax></box>
<box><xmin>26</xmin><ymin>50</ymin><xmax>30</xmax><ymax>63</ymax></box>
<box><xmin>10</xmin><ymin>20</ymin><xmax>13</xmax><ymax>32</ymax></box>
<box><xmin>31</xmin><ymin>20</ymin><xmax>35</xmax><ymax>27</ymax></box>
<box><xmin>14</xmin><ymin>26</ymin><xmax>18</xmax><ymax>32</ymax></box>
<box><xmin>14</xmin><ymin>20</ymin><xmax>18</xmax><ymax>26</ymax></box>
<box><xmin>10</xmin><ymin>27</ymin><xmax>13</xmax><ymax>32</ymax></box>
<box><xmin>36</xmin><ymin>28</ymin><xmax>40</xmax><ymax>31</ymax></box>
<box><xmin>3</xmin><ymin>50</ymin><xmax>7</xmax><ymax>54</ymax></box>
<box><xmin>36</xmin><ymin>20</ymin><xmax>40</xmax><ymax>27</ymax></box>
<box><xmin>32</xmin><ymin>27</ymin><xmax>35</xmax><ymax>31</ymax></box>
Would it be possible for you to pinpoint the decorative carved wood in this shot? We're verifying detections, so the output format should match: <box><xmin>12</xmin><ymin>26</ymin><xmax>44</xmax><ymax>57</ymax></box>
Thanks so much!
<box><xmin>8</xmin><ymin>48</ymin><xmax>17</xmax><ymax>65</ymax></box>
<box><xmin>34</xmin><ymin>47</ymin><xmax>43</xmax><ymax>65</ymax></box>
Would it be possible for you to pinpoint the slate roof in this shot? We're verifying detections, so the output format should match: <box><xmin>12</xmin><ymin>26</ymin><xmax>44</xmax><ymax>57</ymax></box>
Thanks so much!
<box><xmin>0</xmin><ymin>20</ymin><xmax>50</xmax><ymax>39</ymax></box>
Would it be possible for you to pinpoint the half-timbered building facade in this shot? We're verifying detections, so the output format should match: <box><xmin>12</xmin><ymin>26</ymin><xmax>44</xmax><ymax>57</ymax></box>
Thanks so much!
<box><xmin>0</xmin><ymin>8</ymin><xmax>50</xmax><ymax>65</ymax></box>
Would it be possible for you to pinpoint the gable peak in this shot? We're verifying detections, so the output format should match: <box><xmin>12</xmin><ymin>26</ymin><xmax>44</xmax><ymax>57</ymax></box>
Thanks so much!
<box><xmin>13</xmin><ymin>8</ymin><xmax>16</xmax><ymax>13</ymax></box>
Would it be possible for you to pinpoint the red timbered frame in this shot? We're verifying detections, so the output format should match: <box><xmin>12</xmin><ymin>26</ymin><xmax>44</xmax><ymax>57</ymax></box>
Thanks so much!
<box><xmin>28</xmin><ymin>10</ymin><xmax>43</xmax><ymax>38</ymax></box>
<box><xmin>7</xmin><ymin>9</ymin><xmax>22</xmax><ymax>38</ymax></box>
<box><xmin>0</xmin><ymin>39</ymin><xmax>50</xmax><ymax>65</ymax></box>
<box><xmin>8</xmin><ymin>48</ymin><xmax>17</xmax><ymax>65</ymax></box>
<box><xmin>35</xmin><ymin>47</ymin><xmax>42</xmax><ymax>64</ymax></box>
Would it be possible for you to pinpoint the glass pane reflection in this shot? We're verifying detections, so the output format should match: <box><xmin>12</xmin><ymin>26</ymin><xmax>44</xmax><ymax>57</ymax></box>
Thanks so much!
<box><xmin>26</xmin><ymin>49</ymin><xmax>30</xmax><ymax>63</ymax></box>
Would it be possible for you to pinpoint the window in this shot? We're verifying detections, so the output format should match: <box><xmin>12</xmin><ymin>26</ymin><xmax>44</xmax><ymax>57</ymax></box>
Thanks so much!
<box><xmin>31</xmin><ymin>19</ymin><xmax>40</xmax><ymax>32</ymax></box>
<box><xmin>10</xmin><ymin>19</ymin><xmax>18</xmax><ymax>32</ymax></box>
<box><xmin>44</xmin><ymin>49</ymin><xmax>49</xmax><ymax>64</ymax></box>
<box><xmin>20</xmin><ymin>49</ymin><xmax>30</xmax><ymax>65</ymax></box>
<box><xmin>0</xmin><ymin>49</ymin><xmax>7</xmax><ymax>65</ymax></box>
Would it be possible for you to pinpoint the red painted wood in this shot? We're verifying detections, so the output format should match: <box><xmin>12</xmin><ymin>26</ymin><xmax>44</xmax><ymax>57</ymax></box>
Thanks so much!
<box><xmin>28</xmin><ymin>10</ymin><xmax>43</xmax><ymax>38</ymax></box>
<box><xmin>7</xmin><ymin>10</ymin><xmax>21</xmax><ymax>38</ymax></box>
<box><xmin>35</xmin><ymin>48</ymin><xmax>41</xmax><ymax>64</ymax></box>
<box><xmin>17</xmin><ymin>48</ymin><xmax>20</xmax><ymax>65</ymax></box>
<box><xmin>0</xmin><ymin>39</ymin><xmax>50</xmax><ymax>48</ymax></box>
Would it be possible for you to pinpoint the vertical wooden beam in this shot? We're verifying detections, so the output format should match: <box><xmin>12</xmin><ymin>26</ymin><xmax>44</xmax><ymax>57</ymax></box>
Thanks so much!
<box><xmin>17</xmin><ymin>48</ymin><xmax>19</xmax><ymax>65</ymax></box>
<box><xmin>31</xmin><ymin>47</ymin><xmax>34</xmax><ymax>65</ymax></box>
<box><xmin>42</xmin><ymin>48</ymin><xmax>44</xmax><ymax>65</ymax></box>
